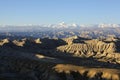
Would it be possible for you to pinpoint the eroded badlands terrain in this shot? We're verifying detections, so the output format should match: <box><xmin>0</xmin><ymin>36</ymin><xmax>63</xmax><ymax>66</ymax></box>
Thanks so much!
<box><xmin>0</xmin><ymin>36</ymin><xmax>120</xmax><ymax>80</ymax></box>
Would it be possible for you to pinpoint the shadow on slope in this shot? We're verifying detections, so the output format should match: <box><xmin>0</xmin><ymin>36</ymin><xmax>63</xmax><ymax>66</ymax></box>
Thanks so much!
<box><xmin>0</xmin><ymin>37</ymin><xmax>120</xmax><ymax>80</ymax></box>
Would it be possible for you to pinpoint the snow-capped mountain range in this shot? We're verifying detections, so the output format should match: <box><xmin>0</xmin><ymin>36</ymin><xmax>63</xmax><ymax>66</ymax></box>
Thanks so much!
<box><xmin>0</xmin><ymin>22</ymin><xmax>120</xmax><ymax>32</ymax></box>
<box><xmin>0</xmin><ymin>22</ymin><xmax>119</xmax><ymax>28</ymax></box>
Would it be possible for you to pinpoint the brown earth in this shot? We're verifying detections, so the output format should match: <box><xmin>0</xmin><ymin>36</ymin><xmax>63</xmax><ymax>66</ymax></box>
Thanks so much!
<box><xmin>0</xmin><ymin>36</ymin><xmax>120</xmax><ymax>80</ymax></box>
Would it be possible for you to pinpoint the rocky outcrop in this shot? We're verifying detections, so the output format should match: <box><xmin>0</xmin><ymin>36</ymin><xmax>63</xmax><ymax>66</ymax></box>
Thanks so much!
<box><xmin>0</xmin><ymin>37</ymin><xmax>120</xmax><ymax>80</ymax></box>
<box><xmin>0</xmin><ymin>39</ymin><xmax>9</xmax><ymax>46</ymax></box>
<box><xmin>57</xmin><ymin>38</ymin><xmax>120</xmax><ymax>64</ymax></box>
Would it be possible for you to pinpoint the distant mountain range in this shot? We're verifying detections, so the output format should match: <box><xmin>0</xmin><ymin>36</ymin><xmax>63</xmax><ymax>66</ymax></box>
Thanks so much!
<box><xmin>0</xmin><ymin>23</ymin><xmax>120</xmax><ymax>80</ymax></box>
<box><xmin>0</xmin><ymin>23</ymin><xmax>120</xmax><ymax>32</ymax></box>
<box><xmin>0</xmin><ymin>23</ymin><xmax>120</xmax><ymax>39</ymax></box>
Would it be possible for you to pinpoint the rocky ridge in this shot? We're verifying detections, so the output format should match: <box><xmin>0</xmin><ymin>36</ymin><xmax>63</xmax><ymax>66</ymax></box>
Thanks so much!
<box><xmin>0</xmin><ymin>36</ymin><xmax>120</xmax><ymax>80</ymax></box>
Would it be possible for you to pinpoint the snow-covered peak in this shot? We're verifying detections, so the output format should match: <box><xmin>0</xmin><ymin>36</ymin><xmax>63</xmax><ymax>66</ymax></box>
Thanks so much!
<box><xmin>71</xmin><ymin>23</ymin><xmax>78</xmax><ymax>27</ymax></box>
<box><xmin>98</xmin><ymin>23</ymin><xmax>120</xmax><ymax>28</ymax></box>
<box><xmin>59</xmin><ymin>22</ymin><xmax>66</xmax><ymax>25</ymax></box>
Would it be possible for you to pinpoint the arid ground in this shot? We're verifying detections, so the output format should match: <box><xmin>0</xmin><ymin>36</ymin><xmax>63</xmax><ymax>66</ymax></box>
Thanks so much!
<box><xmin>0</xmin><ymin>36</ymin><xmax>120</xmax><ymax>80</ymax></box>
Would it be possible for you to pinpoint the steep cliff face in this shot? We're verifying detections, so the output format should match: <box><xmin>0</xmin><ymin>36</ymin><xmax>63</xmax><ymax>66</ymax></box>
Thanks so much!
<box><xmin>0</xmin><ymin>37</ymin><xmax>120</xmax><ymax>80</ymax></box>
<box><xmin>57</xmin><ymin>40</ymin><xmax>116</xmax><ymax>56</ymax></box>
<box><xmin>57</xmin><ymin>37</ymin><xmax>120</xmax><ymax>64</ymax></box>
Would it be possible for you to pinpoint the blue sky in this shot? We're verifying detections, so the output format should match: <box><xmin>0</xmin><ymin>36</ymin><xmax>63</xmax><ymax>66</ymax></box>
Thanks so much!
<box><xmin>0</xmin><ymin>0</ymin><xmax>120</xmax><ymax>25</ymax></box>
